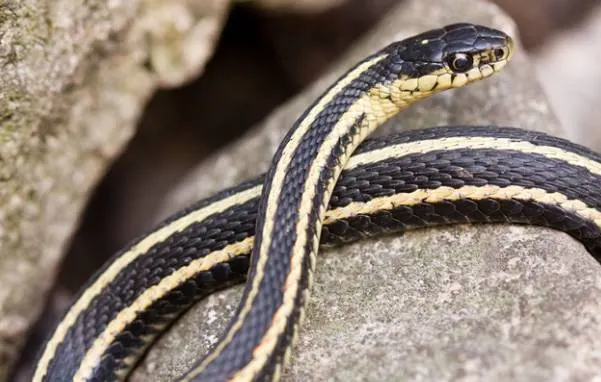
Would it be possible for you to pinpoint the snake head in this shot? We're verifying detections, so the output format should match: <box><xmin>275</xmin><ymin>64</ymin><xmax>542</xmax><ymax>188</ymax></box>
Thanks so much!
<box><xmin>382</xmin><ymin>23</ymin><xmax>514</xmax><ymax>95</ymax></box>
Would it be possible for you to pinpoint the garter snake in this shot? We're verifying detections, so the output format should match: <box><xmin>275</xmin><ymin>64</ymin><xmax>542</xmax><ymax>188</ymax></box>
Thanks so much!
<box><xmin>31</xmin><ymin>23</ymin><xmax>596</xmax><ymax>381</ymax></box>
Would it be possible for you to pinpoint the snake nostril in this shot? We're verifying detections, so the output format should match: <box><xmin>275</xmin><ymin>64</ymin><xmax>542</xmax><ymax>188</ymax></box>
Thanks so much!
<box><xmin>494</xmin><ymin>48</ymin><xmax>504</xmax><ymax>59</ymax></box>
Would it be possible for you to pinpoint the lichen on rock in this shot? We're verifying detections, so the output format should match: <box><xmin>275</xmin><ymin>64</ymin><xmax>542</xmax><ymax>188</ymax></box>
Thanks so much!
<box><xmin>0</xmin><ymin>0</ymin><xmax>229</xmax><ymax>378</ymax></box>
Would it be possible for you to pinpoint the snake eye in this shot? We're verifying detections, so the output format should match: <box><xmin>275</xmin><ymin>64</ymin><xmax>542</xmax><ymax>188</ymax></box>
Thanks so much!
<box><xmin>446</xmin><ymin>53</ymin><xmax>473</xmax><ymax>73</ymax></box>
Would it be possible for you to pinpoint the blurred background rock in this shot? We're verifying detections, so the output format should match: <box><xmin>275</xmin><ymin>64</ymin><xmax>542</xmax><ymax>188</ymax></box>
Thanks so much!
<box><xmin>16</xmin><ymin>0</ymin><xmax>601</xmax><ymax>376</ymax></box>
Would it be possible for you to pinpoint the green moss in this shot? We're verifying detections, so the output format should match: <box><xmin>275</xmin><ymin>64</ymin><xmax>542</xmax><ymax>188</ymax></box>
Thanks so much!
<box><xmin>0</xmin><ymin>1</ymin><xmax>49</xmax><ymax>141</ymax></box>
<box><xmin>0</xmin><ymin>2</ymin><xmax>18</xmax><ymax>21</ymax></box>
<box><xmin>0</xmin><ymin>1</ymin><xmax>50</xmax><ymax>69</ymax></box>
<box><xmin>0</xmin><ymin>89</ymin><xmax>32</xmax><ymax>141</ymax></box>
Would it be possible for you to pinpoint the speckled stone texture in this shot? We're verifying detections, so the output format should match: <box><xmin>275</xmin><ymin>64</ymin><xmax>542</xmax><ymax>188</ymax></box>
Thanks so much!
<box><xmin>0</xmin><ymin>0</ymin><xmax>228</xmax><ymax>378</ymax></box>
<box><xmin>131</xmin><ymin>0</ymin><xmax>601</xmax><ymax>380</ymax></box>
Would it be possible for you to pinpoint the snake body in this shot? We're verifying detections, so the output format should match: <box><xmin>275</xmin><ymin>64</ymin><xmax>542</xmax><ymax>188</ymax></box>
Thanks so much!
<box><xmin>31</xmin><ymin>23</ymin><xmax>598</xmax><ymax>381</ymax></box>
<box><xmin>35</xmin><ymin>126</ymin><xmax>601</xmax><ymax>380</ymax></box>
<box><xmin>184</xmin><ymin>23</ymin><xmax>513</xmax><ymax>382</ymax></box>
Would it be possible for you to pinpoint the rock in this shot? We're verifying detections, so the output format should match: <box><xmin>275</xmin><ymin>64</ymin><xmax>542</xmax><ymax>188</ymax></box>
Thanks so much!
<box><xmin>255</xmin><ymin>0</ymin><xmax>399</xmax><ymax>88</ymax></box>
<box><xmin>533</xmin><ymin>4</ymin><xmax>601</xmax><ymax>153</ymax></box>
<box><xmin>253</xmin><ymin>0</ymin><xmax>347</xmax><ymax>13</ymax></box>
<box><xmin>132</xmin><ymin>0</ymin><xmax>601</xmax><ymax>380</ymax></box>
<box><xmin>492</xmin><ymin>0</ymin><xmax>601</xmax><ymax>49</ymax></box>
<box><xmin>0</xmin><ymin>0</ymin><xmax>229</xmax><ymax>378</ymax></box>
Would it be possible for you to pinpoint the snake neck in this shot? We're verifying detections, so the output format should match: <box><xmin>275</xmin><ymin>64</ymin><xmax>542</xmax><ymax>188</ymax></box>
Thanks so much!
<box><xmin>182</xmin><ymin>49</ymin><xmax>475</xmax><ymax>382</ymax></box>
<box><xmin>182</xmin><ymin>51</ymin><xmax>450</xmax><ymax>381</ymax></box>
<box><xmin>180</xmin><ymin>52</ymin><xmax>400</xmax><ymax>381</ymax></box>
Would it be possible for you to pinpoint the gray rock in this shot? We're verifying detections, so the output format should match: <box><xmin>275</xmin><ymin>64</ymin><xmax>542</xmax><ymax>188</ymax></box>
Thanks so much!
<box><xmin>134</xmin><ymin>0</ymin><xmax>601</xmax><ymax>380</ymax></box>
<box><xmin>533</xmin><ymin>5</ymin><xmax>601</xmax><ymax>153</ymax></box>
<box><xmin>0</xmin><ymin>0</ymin><xmax>229</xmax><ymax>378</ymax></box>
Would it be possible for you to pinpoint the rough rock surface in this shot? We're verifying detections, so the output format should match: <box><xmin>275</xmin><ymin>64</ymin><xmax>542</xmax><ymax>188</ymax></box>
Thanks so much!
<box><xmin>132</xmin><ymin>0</ymin><xmax>601</xmax><ymax>380</ymax></box>
<box><xmin>0</xmin><ymin>0</ymin><xmax>228</xmax><ymax>378</ymax></box>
